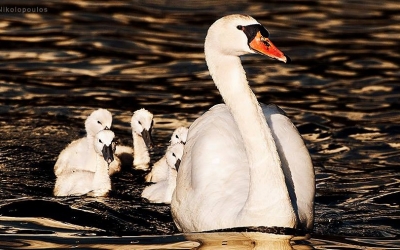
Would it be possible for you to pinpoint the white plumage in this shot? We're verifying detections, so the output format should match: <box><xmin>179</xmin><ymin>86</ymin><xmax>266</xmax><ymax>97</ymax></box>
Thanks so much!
<box><xmin>145</xmin><ymin>126</ymin><xmax>188</xmax><ymax>182</ymax></box>
<box><xmin>171</xmin><ymin>14</ymin><xmax>315</xmax><ymax>233</ymax></box>
<box><xmin>131</xmin><ymin>108</ymin><xmax>154</xmax><ymax>170</ymax></box>
<box><xmin>170</xmin><ymin>127</ymin><xmax>189</xmax><ymax>145</ymax></box>
<box><xmin>141</xmin><ymin>143</ymin><xmax>184</xmax><ymax>204</ymax></box>
<box><xmin>54</xmin><ymin>108</ymin><xmax>114</xmax><ymax>176</ymax></box>
<box><xmin>53</xmin><ymin>129</ymin><xmax>116</xmax><ymax>197</ymax></box>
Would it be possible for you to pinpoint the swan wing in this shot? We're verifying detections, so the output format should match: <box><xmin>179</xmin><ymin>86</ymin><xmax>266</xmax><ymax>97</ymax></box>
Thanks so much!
<box><xmin>262</xmin><ymin>103</ymin><xmax>315</xmax><ymax>230</ymax></box>
<box><xmin>172</xmin><ymin>104</ymin><xmax>250</xmax><ymax>231</ymax></box>
<box><xmin>145</xmin><ymin>157</ymin><xmax>168</xmax><ymax>183</ymax></box>
<box><xmin>54</xmin><ymin>170</ymin><xmax>93</xmax><ymax>196</ymax></box>
<box><xmin>54</xmin><ymin>138</ymin><xmax>89</xmax><ymax>176</ymax></box>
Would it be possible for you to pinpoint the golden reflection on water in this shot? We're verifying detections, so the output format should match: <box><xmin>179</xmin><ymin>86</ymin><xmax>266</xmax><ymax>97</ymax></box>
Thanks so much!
<box><xmin>14</xmin><ymin>233</ymin><xmax>310</xmax><ymax>250</ymax></box>
<box><xmin>0</xmin><ymin>0</ymin><xmax>399</xmax><ymax>244</ymax></box>
<box><xmin>185</xmin><ymin>232</ymin><xmax>311</xmax><ymax>250</ymax></box>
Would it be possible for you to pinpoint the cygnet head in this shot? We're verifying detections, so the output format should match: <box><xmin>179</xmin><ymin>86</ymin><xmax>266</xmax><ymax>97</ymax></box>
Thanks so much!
<box><xmin>85</xmin><ymin>109</ymin><xmax>112</xmax><ymax>137</ymax></box>
<box><xmin>166</xmin><ymin>143</ymin><xmax>184</xmax><ymax>171</ymax></box>
<box><xmin>131</xmin><ymin>108</ymin><xmax>154</xmax><ymax>149</ymax></box>
<box><xmin>94</xmin><ymin>130</ymin><xmax>116</xmax><ymax>165</ymax></box>
<box><xmin>205</xmin><ymin>14</ymin><xmax>288</xmax><ymax>62</ymax></box>
<box><xmin>170</xmin><ymin>127</ymin><xmax>189</xmax><ymax>145</ymax></box>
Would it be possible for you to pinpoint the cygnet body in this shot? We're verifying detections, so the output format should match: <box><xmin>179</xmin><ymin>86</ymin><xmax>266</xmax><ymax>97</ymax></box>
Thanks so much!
<box><xmin>54</xmin><ymin>129</ymin><xmax>116</xmax><ymax>197</ymax></box>
<box><xmin>141</xmin><ymin>143</ymin><xmax>184</xmax><ymax>204</ymax></box>
<box><xmin>54</xmin><ymin>108</ymin><xmax>113</xmax><ymax>176</ymax></box>
<box><xmin>131</xmin><ymin>109</ymin><xmax>154</xmax><ymax>170</ymax></box>
<box><xmin>145</xmin><ymin>127</ymin><xmax>188</xmax><ymax>182</ymax></box>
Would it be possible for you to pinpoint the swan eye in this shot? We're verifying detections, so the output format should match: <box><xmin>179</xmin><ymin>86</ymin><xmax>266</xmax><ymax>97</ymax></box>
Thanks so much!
<box><xmin>175</xmin><ymin>135</ymin><xmax>179</xmax><ymax>139</ymax></box>
<box><xmin>99</xmin><ymin>139</ymin><xmax>102</xmax><ymax>143</ymax></box>
<box><xmin>172</xmin><ymin>153</ymin><xmax>176</xmax><ymax>157</ymax></box>
<box><xmin>97</xmin><ymin>121</ymin><xmax>102</xmax><ymax>125</ymax></box>
<box><xmin>138</xmin><ymin>120</ymin><xmax>142</xmax><ymax>125</ymax></box>
<box><xmin>236</xmin><ymin>25</ymin><xmax>243</xmax><ymax>30</ymax></box>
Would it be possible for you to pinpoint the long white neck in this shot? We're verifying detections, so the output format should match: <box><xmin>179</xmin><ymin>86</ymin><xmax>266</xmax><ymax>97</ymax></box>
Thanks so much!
<box><xmin>133</xmin><ymin>133</ymin><xmax>150</xmax><ymax>168</ymax></box>
<box><xmin>205</xmin><ymin>47</ymin><xmax>296</xmax><ymax>226</ymax></box>
<box><xmin>166</xmin><ymin>166</ymin><xmax>178</xmax><ymax>204</ymax></box>
<box><xmin>87</xmin><ymin>134</ymin><xmax>95</xmax><ymax>149</ymax></box>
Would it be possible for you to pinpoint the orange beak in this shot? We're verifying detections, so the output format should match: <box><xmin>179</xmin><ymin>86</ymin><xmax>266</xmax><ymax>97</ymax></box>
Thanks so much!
<box><xmin>249</xmin><ymin>31</ymin><xmax>289</xmax><ymax>63</ymax></box>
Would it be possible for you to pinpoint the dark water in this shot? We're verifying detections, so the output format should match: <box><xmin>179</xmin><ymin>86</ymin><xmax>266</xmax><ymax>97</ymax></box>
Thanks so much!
<box><xmin>0</xmin><ymin>0</ymin><xmax>399</xmax><ymax>249</ymax></box>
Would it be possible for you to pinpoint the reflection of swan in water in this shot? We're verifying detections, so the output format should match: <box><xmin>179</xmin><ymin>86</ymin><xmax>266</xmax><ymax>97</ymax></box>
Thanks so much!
<box><xmin>172</xmin><ymin>14</ymin><xmax>315</xmax><ymax>233</ymax></box>
<box><xmin>53</xmin><ymin>130</ymin><xmax>116</xmax><ymax>197</ymax></box>
<box><xmin>54</xmin><ymin>108</ymin><xmax>112</xmax><ymax>176</ymax></box>
<box><xmin>184</xmin><ymin>232</ymin><xmax>314</xmax><ymax>250</ymax></box>
<box><xmin>145</xmin><ymin>127</ymin><xmax>188</xmax><ymax>182</ymax></box>
<box><xmin>141</xmin><ymin>143</ymin><xmax>184</xmax><ymax>204</ymax></box>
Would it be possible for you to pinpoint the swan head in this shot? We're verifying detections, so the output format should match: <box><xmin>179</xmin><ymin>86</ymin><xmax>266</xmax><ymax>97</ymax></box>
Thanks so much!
<box><xmin>94</xmin><ymin>130</ymin><xmax>116</xmax><ymax>165</ymax></box>
<box><xmin>170</xmin><ymin>127</ymin><xmax>189</xmax><ymax>145</ymax></box>
<box><xmin>85</xmin><ymin>109</ymin><xmax>112</xmax><ymax>137</ymax></box>
<box><xmin>205</xmin><ymin>14</ymin><xmax>288</xmax><ymax>62</ymax></box>
<box><xmin>131</xmin><ymin>108</ymin><xmax>154</xmax><ymax>149</ymax></box>
<box><xmin>166</xmin><ymin>142</ymin><xmax>184</xmax><ymax>171</ymax></box>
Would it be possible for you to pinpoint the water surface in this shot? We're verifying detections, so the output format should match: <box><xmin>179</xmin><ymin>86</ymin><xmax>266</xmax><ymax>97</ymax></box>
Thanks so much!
<box><xmin>0</xmin><ymin>0</ymin><xmax>399</xmax><ymax>249</ymax></box>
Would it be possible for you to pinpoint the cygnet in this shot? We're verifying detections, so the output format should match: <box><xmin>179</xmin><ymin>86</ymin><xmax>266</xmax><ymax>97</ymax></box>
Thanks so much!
<box><xmin>145</xmin><ymin>127</ymin><xmax>188</xmax><ymax>182</ymax></box>
<box><xmin>54</xmin><ymin>108</ymin><xmax>113</xmax><ymax>176</ymax></box>
<box><xmin>131</xmin><ymin>109</ymin><xmax>154</xmax><ymax>170</ymax></box>
<box><xmin>53</xmin><ymin>129</ymin><xmax>116</xmax><ymax>197</ymax></box>
<box><xmin>141</xmin><ymin>143</ymin><xmax>184</xmax><ymax>204</ymax></box>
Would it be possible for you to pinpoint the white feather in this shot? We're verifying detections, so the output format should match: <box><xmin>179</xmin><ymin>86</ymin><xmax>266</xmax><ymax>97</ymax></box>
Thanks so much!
<box><xmin>54</xmin><ymin>108</ymin><xmax>113</xmax><ymax>176</ymax></box>
<box><xmin>141</xmin><ymin>143</ymin><xmax>184</xmax><ymax>204</ymax></box>
<box><xmin>131</xmin><ymin>108</ymin><xmax>154</xmax><ymax>170</ymax></box>
<box><xmin>53</xmin><ymin>130</ymin><xmax>116</xmax><ymax>197</ymax></box>
<box><xmin>145</xmin><ymin>127</ymin><xmax>188</xmax><ymax>182</ymax></box>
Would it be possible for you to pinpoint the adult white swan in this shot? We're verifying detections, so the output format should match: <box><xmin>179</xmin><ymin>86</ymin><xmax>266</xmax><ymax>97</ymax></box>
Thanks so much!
<box><xmin>171</xmin><ymin>14</ymin><xmax>315</xmax><ymax>233</ymax></box>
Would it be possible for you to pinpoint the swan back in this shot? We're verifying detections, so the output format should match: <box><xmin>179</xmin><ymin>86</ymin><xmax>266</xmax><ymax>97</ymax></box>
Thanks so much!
<box><xmin>85</xmin><ymin>108</ymin><xmax>112</xmax><ymax>137</ymax></box>
<box><xmin>262</xmin><ymin>104</ymin><xmax>315</xmax><ymax>230</ymax></box>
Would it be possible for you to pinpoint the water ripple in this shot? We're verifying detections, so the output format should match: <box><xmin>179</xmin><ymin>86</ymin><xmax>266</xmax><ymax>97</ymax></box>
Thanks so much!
<box><xmin>0</xmin><ymin>0</ymin><xmax>399</xmax><ymax>246</ymax></box>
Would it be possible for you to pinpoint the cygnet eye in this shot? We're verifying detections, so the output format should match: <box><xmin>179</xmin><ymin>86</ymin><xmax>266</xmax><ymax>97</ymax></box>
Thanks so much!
<box><xmin>236</xmin><ymin>25</ymin><xmax>243</xmax><ymax>30</ymax></box>
<box><xmin>97</xmin><ymin>121</ymin><xmax>102</xmax><ymax>125</ymax></box>
<box><xmin>175</xmin><ymin>135</ymin><xmax>179</xmax><ymax>139</ymax></box>
<box><xmin>138</xmin><ymin>120</ymin><xmax>142</xmax><ymax>125</ymax></box>
<box><xmin>99</xmin><ymin>139</ymin><xmax>102</xmax><ymax>143</ymax></box>
<box><xmin>172</xmin><ymin>153</ymin><xmax>176</xmax><ymax>158</ymax></box>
